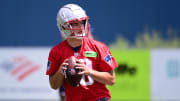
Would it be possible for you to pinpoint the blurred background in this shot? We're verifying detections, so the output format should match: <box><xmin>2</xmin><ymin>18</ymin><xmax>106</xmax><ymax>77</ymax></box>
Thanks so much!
<box><xmin>0</xmin><ymin>0</ymin><xmax>180</xmax><ymax>101</ymax></box>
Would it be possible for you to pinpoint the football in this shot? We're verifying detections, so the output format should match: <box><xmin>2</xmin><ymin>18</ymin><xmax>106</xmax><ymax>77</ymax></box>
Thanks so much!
<box><xmin>65</xmin><ymin>56</ymin><xmax>82</xmax><ymax>87</ymax></box>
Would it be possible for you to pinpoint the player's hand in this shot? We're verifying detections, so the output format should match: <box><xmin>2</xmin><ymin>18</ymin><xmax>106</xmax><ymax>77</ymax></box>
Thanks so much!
<box><xmin>59</xmin><ymin>59</ymin><xmax>68</xmax><ymax>76</ymax></box>
<box><xmin>75</xmin><ymin>60</ymin><xmax>91</xmax><ymax>75</ymax></box>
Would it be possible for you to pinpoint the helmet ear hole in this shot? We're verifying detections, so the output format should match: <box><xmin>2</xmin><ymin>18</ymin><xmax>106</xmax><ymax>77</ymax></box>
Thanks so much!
<box><xmin>83</xmin><ymin>20</ymin><xmax>86</xmax><ymax>27</ymax></box>
<box><xmin>62</xmin><ymin>26</ymin><xmax>66</xmax><ymax>30</ymax></box>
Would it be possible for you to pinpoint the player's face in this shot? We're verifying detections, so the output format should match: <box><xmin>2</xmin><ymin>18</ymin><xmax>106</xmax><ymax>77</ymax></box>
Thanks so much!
<box><xmin>70</xmin><ymin>20</ymin><xmax>85</xmax><ymax>35</ymax></box>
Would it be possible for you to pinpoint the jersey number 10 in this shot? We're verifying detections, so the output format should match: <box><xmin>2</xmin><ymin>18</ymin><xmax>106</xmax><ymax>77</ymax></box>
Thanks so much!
<box><xmin>79</xmin><ymin>58</ymin><xmax>94</xmax><ymax>86</ymax></box>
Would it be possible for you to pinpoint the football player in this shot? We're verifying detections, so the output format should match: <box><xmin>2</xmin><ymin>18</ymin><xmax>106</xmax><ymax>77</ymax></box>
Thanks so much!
<box><xmin>46</xmin><ymin>4</ymin><xmax>118</xmax><ymax>101</ymax></box>
<box><xmin>58</xmin><ymin>22</ymin><xmax>93</xmax><ymax>101</ymax></box>
<box><xmin>58</xmin><ymin>18</ymin><xmax>94</xmax><ymax>101</ymax></box>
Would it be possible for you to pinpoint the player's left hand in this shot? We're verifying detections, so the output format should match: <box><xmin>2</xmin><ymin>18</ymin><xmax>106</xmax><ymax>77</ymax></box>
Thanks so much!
<box><xmin>75</xmin><ymin>60</ymin><xmax>91</xmax><ymax>75</ymax></box>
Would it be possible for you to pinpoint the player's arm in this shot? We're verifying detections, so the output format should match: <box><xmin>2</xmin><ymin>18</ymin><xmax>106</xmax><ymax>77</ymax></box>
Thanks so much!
<box><xmin>49</xmin><ymin>60</ymin><xmax>68</xmax><ymax>90</ymax></box>
<box><xmin>88</xmin><ymin>69</ymin><xmax>115</xmax><ymax>86</ymax></box>
<box><xmin>76</xmin><ymin>62</ymin><xmax>115</xmax><ymax>86</ymax></box>
<box><xmin>49</xmin><ymin>70</ymin><xmax>64</xmax><ymax>90</ymax></box>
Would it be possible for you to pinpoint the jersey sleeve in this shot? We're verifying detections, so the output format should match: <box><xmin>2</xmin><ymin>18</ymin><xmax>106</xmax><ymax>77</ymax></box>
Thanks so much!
<box><xmin>46</xmin><ymin>47</ymin><xmax>60</xmax><ymax>75</ymax></box>
<box><xmin>97</xmin><ymin>43</ymin><xmax>118</xmax><ymax>72</ymax></box>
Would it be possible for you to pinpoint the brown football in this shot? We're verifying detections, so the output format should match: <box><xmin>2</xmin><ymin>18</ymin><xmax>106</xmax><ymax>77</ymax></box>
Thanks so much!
<box><xmin>67</xmin><ymin>56</ymin><xmax>77</xmax><ymax>69</ymax></box>
<box><xmin>65</xmin><ymin>56</ymin><xmax>82</xmax><ymax>87</ymax></box>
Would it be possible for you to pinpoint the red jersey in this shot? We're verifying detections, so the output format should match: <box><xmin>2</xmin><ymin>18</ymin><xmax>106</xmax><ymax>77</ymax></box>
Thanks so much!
<box><xmin>46</xmin><ymin>37</ymin><xmax>118</xmax><ymax>101</ymax></box>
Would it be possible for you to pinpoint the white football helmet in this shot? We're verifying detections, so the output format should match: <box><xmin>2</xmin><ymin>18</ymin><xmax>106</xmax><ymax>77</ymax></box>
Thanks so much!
<box><xmin>57</xmin><ymin>4</ymin><xmax>90</xmax><ymax>39</ymax></box>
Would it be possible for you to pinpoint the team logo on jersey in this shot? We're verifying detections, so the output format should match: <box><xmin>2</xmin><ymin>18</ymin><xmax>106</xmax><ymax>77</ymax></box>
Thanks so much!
<box><xmin>85</xmin><ymin>51</ymin><xmax>97</xmax><ymax>57</ymax></box>
<box><xmin>104</xmin><ymin>54</ymin><xmax>112</xmax><ymax>65</ymax></box>
<box><xmin>47</xmin><ymin>61</ymin><xmax>51</xmax><ymax>71</ymax></box>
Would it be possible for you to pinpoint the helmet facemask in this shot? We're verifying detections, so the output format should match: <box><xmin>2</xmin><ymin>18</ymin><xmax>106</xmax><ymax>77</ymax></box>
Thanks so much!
<box><xmin>62</xmin><ymin>17</ymin><xmax>90</xmax><ymax>39</ymax></box>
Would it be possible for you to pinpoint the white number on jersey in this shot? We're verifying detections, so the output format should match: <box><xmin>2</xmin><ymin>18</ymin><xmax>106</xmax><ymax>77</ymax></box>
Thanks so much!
<box><xmin>79</xmin><ymin>58</ymin><xmax>94</xmax><ymax>86</ymax></box>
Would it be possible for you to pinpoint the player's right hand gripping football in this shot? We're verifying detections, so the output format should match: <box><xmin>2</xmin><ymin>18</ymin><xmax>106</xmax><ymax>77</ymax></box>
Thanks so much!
<box><xmin>59</xmin><ymin>59</ymin><xmax>69</xmax><ymax>78</ymax></box>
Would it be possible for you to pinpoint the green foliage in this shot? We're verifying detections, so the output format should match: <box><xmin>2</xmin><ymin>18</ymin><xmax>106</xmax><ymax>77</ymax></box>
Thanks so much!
<box><xmin>109</xmin><ymin>27</ymin><xmax>180</xmax><ymax>49</ymax></box>
<box><xmin>109</xmin><ymin>34</ymin><xmax>130</xmax><ymax>49</ymax></box>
